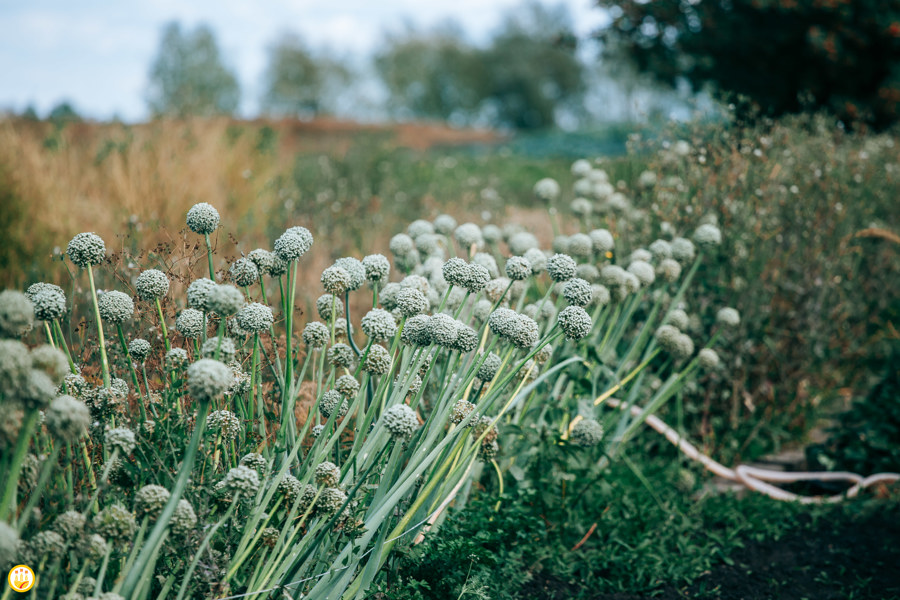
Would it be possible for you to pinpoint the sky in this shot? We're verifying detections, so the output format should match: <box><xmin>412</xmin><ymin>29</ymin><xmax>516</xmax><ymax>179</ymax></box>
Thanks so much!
<box><xmin>0</xmin><ymin>0</ymin><xmax>607</xmax><ymax>122</ymax></box>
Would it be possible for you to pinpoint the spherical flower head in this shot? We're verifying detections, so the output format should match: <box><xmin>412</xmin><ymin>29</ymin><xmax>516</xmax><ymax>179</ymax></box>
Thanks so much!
<box><xmin>221</xmin><ymin>465</ymin><xmax>260</xmax><ymax>498</ymax></box>
<box><xmin>481</xmin><ymin>278</ymin><xmax>508</xmax><ymax>304</ymax></box>
<box><xmin>274</xmin><ymin>226</ymin><xmax>314</xmax><ymax>262</ymax></box>
<box><xmin>649</xmin><ymin>239</ymin><xmax>673</xmax><ymax>261</ymax></box>
<box><xmin>248</xmin><ymin>248</ymin><xmax>276</xmax><ymax>275</ymax></box>
<box><xmin>135</xmin><ymin>269</ymin><xmax>170</xmax><ymax>302</ymax></box>
<box><xmin>667</xmin><ymin>309</ymin><xmax>690</xmax><ymax>330</ymax></box>
<box><xmin>508</xmin><ymin>232</ymin><xmax>539</xmax><ymax>257</ymax></box>
<box><xmin>45</xmin><ymin>395</ymin><xmax>90</xmax><ymax>443</ymax></box>
<box><xmin>400</xmin><ymin>314</ymin><xmax>430</xmax><ymax>346</ymax></box>
<box><xmin>576</xmin><ymin>264</ymin><xmax>600</xmax><ymax>283</ymax></box>
<box><xmin>93</xmin><ymin>504</ymin><xmax>137</xmax><ymax>544</ymax></box>
<box><xmin>534</xmin><ymin>344</ymin><xmax>554</xmax><ymax>364</ymax></box>
<box><xmin>441</xmin><ymin>258</ymin><xmax>468</xmax><ymax>288</ymax></box>
<box><xmin>321</xmin><ymin>266</ymin><xmax>351</xmax><ymax>295</ymax></box>
<box><xmin>315</xmin><ymin>293</ymin><xmax>343</xmax><ymax>322</ymax></box>
<box><xmin>382</xmin><ymin>403</ymin><xmax>418</xmax><ymax>439</ymax></box>
<box><xmin>452</xmin><ymin>324</ymin><xmax>479</xmax><ymax>353</ymax></box>
<box><xmin>78</xmin><ymin>534</ymin><xmax>108</xmax><ymax>562</ymax></box>
<box><xmin>165</xmin><ymin>348</ymin><xmax>189</xmax><ymax>371</ymax></box>
<box><xmin>316</xmin><ymin>487</ymin><xmax>347</xmax><ymax>516</ymax></box>
<box><xmin>27</xmin><ymin>530</ymin><xmax>66</xmax><ymax>562</ymax></box>
<box><xmin>127</xmin><ymin>338</ymin><xmax>151</xmax><ymax>363</ymax></box>
<box><xmin>433</xmin><ymin>214</ymin><xmax>457</xmax><ymax>235</ymax></box>
<box><xmin>379</xmin><ymin>282</ymin><xmax>402</xmax><ymax>310</ymax></box>
<box><xmin>547</xmin><ymin>254</ymin><xmax>577</xmax><ymax>282</ymax></box>
<box><xmin>335</xmin><ymin>257</ymin><xmax>366</xmax><ymax>291</ymax></box>
<box><xmin>454</xmin><ymin>223</ymin><xmax>484</xmax><ymax>250</ymax></box>
<box><xmin>657</xmin><ymin>258</ymin><xmax>682</xmax><ymax>283</ymax></box>
<box><xmin>477</xmin><ymin>352</ymin><xmax>502</xmax><ymax>382</ymax></box>
<box><xmin>571</xmin><ymin>197</ymin><xmax>593</xmax><ymax>217</ymax></box>
<box><xmin>408</xmin><ymin>219</ymin><xmax>435</xmax><ymax>239</ymax></box>
<box><xmin>571</xmin><ymin>158</ymin><xmax>592</xmax><ymax>177</ymax></box>
<box><xmin>327</xmin><ymin>343</ymin><xmax>355</xmax><ymax>368</ymax></box>
<box><xmin>361</xmin><ymin>308</ymin><xmax>397</xmax><ymax>342</ymax></box>
<box><xmin>105</xmin><ymin>426</ymin><xmax>136</xmax><ymax>455</ymax></box>
<box><xmin>471</xmin><ymin>299</ymin><xmax>492</xmax><ymax>323</ymax></box>
<box><xmin>716</xmin><ymin>307</ymin><xmax>741</xmax><ymax>328</ymax></box>
<box><xmin>479</xmin><ymin>224</ymin><xmax>500</xmax><ymax>245</ymax></box>
<box><xmin>553</xmin><ymin>235</ymin><xmax>570</xmax><ymax>255</ymax></box>
<box><xmin>671</xmin><ymin>237</ymin><xmax>696</xmax><ymax>264</ymax></box>
<box><xmin>562</xmin><ymin>278</ymin><xmax>593</xmax><ymax>307</ymax></box>
<box><xmin>201</xmin><ymin>336</ymin><xmax>236</xmax><ymax>363</ymax></box>
<box><xmin>415</xmin><ymin>233</ymin><xmax>441</xmax><ymax>257</ymax></box>
<box><xmin>599</xmin><ymin>265</ymin><xmax>626</xmax><ymax>289</ymax></box>
<box><xmin>30</xmin><ymin>344</ymin><xmax>68</xmax><ymax>384</ymax></box>
<box><xmin>628</xmin><ymin>249</ymin><xmax>653</xmax><ymax>264</ymax></box>
<box><xmin>488</xmin><ymin>307</ymin><xmax>518</xmax><ymax>338</ymax></box>
<box><xmin>425</xmin><ymin>313</ymin><xmax>457</xmax><ymax>347</ymax></box>
<box><xmin>207</xmin><ymin>284</ymin><xmax>244</xmax><ymax>316</ymax></box>
<box><xmin>558</xmin><ymin>305</ymin><xmax>593</xmax><ymax>341</ymax></box>
<box><xmin>186</xmin><ymin>278</ymin><xmax>215</xmax><ymax>312</ymax></box>
<box><xmin>533</xmin><ymin>177</ymin><xmax>560</xmax><ymax>201</ymax></box>
<box><xmin>362</xmin><ymin>254</ymin><xmax>391</xmax><ymax>282</ymax></box>
<box><xmin>186</xmin><ymin>202</ymin><xmax>220</xmax><ymax>235</ymax></box>
<box><xmin>187</xmin><ymin>358</ymin><xmax>233</xmax><ymax>401</ymax></box>
<box><xmin>364</xmin><ymin>344</ymin><xmax>392</xmax><ymax>375</ymax></box>
<box><xmin>25</xmin><ymin>282</ymin><xmax>63</xmax><ymax>303</ymax></box>
<box><xmin>567</xmin><ymin>233</ymin><xmax>594</xmax><ymax>260</ymax></box>
<box><xmin>234</xmin><ymin>454</ymin><xmax>266</xmax><ymax>479</ymax></box>
<box><xmin>335</xmin><ymin>374</ymin><xmax>360</xmax><ymax>399</ymax></box>
<box><xmin>170</xmin><ymin>500</ymin><xmax>197</xmax><ymax>536</ymax></box>
<box><xmin>134</xmin><ymin>484</ymin><xmax>171</xmax><ymax>520</ymax></box>
<box><xmin>511</xmin><ymin>314</ymin><xmax>540</xmax><ymax>349</ymax></box>
<box><xmin>17</xmin><ymin>369</ymin><xmax>56</xmax><ymax>411</ymax></box>
<box><xmin>396</xmin><ymin>288</ymin><xmax>428</xmax><ymax>317</ymax></box>
<box><xmin>450</xmin><ymin>400</ymin><xmax>475</xmax><ymax>425</ymax></box>
<box><xmin>229</xmin><ymin>258</ymin><xmax>260</xmax><ymax>288</ymax></box>
<box><xmin>97</xmin><ymin>290</ymin><xmax>133</xmax><ymax>324</ymax></box>
<box><xmin>389</xmin><ymin>233</ymin><xmax>415</xmax><ymax>257</ymax></box>
<box><xmin>311</xmin><ymin>424</ymin><xmax>325</xmax><ymax>438</ymax></box>
<box><xmin>504</xmin><ymin>256</ymin><xmax>532</xmax><ymax>281</ymax></box>
<box><xmin>588</xmin><ymin>285</ymin><xmax>610</xmax><ymax>308</ymax></box>
<box><xmin>302</xmin><ymin>321</ymin><xmax>329</xmax><ymax>348</ymax></box>
<box><xmin>275</xmin><ymin>473</ymin><xmax>302</xmax><ymax>502</ymax></box>
<box><xmin>571</xmin><ymin>418</ymin><xmax>603</xmax><ymax>447</ymax></box>
<box><xmin>458</xmin><ymin>263</ymin><xmax>487</xmax><ymax>294</ymax></box>
<box><xmin>588</xmin><ymin>229</ymin><xmax>614</xmax><ymax>255</ymax></box>
<box><xmin>315</xmin><ymin>461</ymin><xmax>341</xmax><ymax>487</ymax></box>
<box><xmin>53</xmin><ymin>510</ymin><xmax>86</xmax><ymax>542</ymax></box>
<box><xmin>0</xmin><ymin>290</ymin><xmax>32</xmax><ymax>339</ymax></box>
<box><xmin>472</xmin><ymin>254</ymin><xmax>498</xmax><ymax>280</ymax></box>
<box><xmin>237</xmin><ymin>302</ymin><xmax>274</xmax><ymax>334</ymax></box>
<box><xmin>320</xmin><ymin>389</ymin><xmax>349</xmax><ymax>418</ymax></box>
<box><xmin>627</xmin><ymin>260</ymin><xmax>656</xmax><ymax>287</ymax></box>
<box><xmin>474</xmin><ymin>416</ymin><xmax>498</xmax><ymax>445</ymax></box>
<box><xmin>698</xmin><ymin>348</ymin><xmax>720</xmax><ymax>369</ymax></box>
<box><xmin>519</xmin><ymin>250</ymin><xmax>544</xmax><ymax>277</ymax></box>
<box><xmin>401</xmin><ymin>274</ymin><xmax>430</xmax><ymax>294</ymax></box>
<box><xmin>693</xmin><ymin>223</ymin><xmax>722</xmax><ymax>249</ymax></box>
<box><xmin>66</xmin><ymin>232</ymin><xmax>106</xmax><ymax>268</ymax></box>
<box><xmin>31</xmin><ymin>288</ymin><xmax>66</xmax><ymax>322</ymax></box>
<box><xmin>207</xmin><ymin>409</ymin><xmax>241</xmax><ymax>440</ymax></box>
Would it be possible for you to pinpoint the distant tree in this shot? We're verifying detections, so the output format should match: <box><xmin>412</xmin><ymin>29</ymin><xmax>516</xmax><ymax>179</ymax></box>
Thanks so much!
<box><xmin>374</xmin><ymin>22</ymin><xmax>486</xmax><ymax>124</ymax></box>
<box><xmin>480</xmin><ymin>1</ymin><xmax>585</xmax><ymax>129</ymax></box>
<box><xmin>596</xmin><ymin>0</ymin><xmax>900</xmax><ymax>127</ymax></box>
<box><xmin>261</xmin><ymin>33</ymin><xmax>351</xmax><ymax>118</ymax></box>
<box><xmin>48</xmin><ymin>101</ymin><xmax>81</xmax><ymax>124</ymax></box>
<box><xmin>146</xmin><ymin>22</ymin><xmax>240</xmax><ymax>117</ymax></box>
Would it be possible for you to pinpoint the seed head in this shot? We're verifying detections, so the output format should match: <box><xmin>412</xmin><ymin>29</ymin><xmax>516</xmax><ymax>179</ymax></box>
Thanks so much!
<box><xmin>45</xmin><ymin>395</ymin><xmax>90</xmax><ymax>443</ymax></box>
<box><xmin>316</xmin><ymin>487</ymin><xmax>347</xmax><ymax>516</ymax></box>
<box><xmin>66</xmin><ymin>232</ymin><xmax>106</xmax><ymax>268</ymax></box>
<box><xmin>187</xmin><ymin>278</ymin><xmax>217</xmax><ymax>311</ymax></box>
<box><xmin>316</xmin><ymin>293</ymin><xmax>344</xmax><ymax>322</ymax></box>
<box><xmin>30</xmin><ymin>345</ymin><xmax>68</xmax><ymax>384</ymax></box>
<box><xmin>671</xmin><ymin>237</ymin><xmax>696</xmax><ymax>263</ymax></box>
<box><xmin>315</xmin><ymin>461</ymin><xmax>341</xmax><ymax>487</ymax></box>
<box><xmin>248</xmin><ymin>249</ymin><xmax>276</xmax><ymax>274</ymax></box>
<box><xmin>477</xmin><ymin>352</ymin><xmax>502</xmax><ymax>382</ymax></box>
<box><xmin>18</xmin><ymin>369</ymin><xmax>56</xmax><ymax>411</ymax></box>
<box><xmin>221</xmin><ymin>465</ymin><xmax>260</xmax><ymax>498</ymax></box>
<box><xmin>589</xmin><ymin>229</ymin><xmax>614</xmax><ymax>254</ymax></box>
<box><xmin>321</xmin><ymin>266</ymin><xmax>351</xmax><ymax>295</ymax></box>
<box><xmin>171</xmin><ymin>500</ymin><xmax>197</xmax><ymax>536</ymax></box>
<box><xmin>97</xmin><ymin>290</ymin><xmax>133</xmax><ymax>324</ymax></box>
<box><xmin>274</xmin><ymin>226</ymin><xmax>313</xmax><ymax>262</ymax></box>
<box><xmin>335</xmin><ymin>374</ymin><xmax>360</xmax><ymax>399</ymax></box>
<box><xmin>426</xmin><ymin>313</ymin><xmax>458</xmax><ymax>347</ymax></box>
<box><xmin>396</xmin><ymin>288</ymin><xmax>428</xmax><ymax>317</ymax></box>
<box><xmin>627</xmin><ymin>260</ymin><xmax>656</xmax><ymax>286</ymax></box>
<box><xmin>93</xmin><ymin>504</ymin><xmax>137</xmax><ymax>544</ymax></box>
<box><xmin>176</xmin><ymin>308</ymin><xmax>206</xmax><ymax>339</ymax></box>
<box><xmin>533</xmin><ymin>177</ymin><xmax>560</xmax><ymax>201</ymax></box>
<box><xmin>362</xmin><ymin>254</ymin><xmax>391</xmax><ymax>282</ymax></box>
<box><xmin>201</xmin><ymin>336</ymin><xmax>236</xmax><ymax>363</ymax></box>
<box><xmin>53</xmin><ymin>510</ymin><xmax>86</xmax><ymax>542</ymax></box>
<box><xmin>382</xmin><ymin>403</ymin><xmax>418</xmax><ymax>439</ymax></box>
<box><xmin>450</xmin><ymin>400</ymin><xmax>475</xmax><ymax>425</ymax></box>
<box><xmin>206</xmin><ymin>284</ymin><xmax>245</xmax><ymax>316</ymax></box>
<box><xmin>207</xmin><ymin>410</ymin><xmax>241</xmax><ymax>440</ymax></box>
<box><xmin>335</xmin><ymin>257</ymin><xmax>366</xmax><ymax>291</ymax></box>
<box><xmin>571</xmin><ymin>197</ymin><xmax>593</xmax><ymax>216</ymax></box>
<box><xmin>441</xmin><ymin>258</ymin><xmax>468</xmax><ymax>288</ymax></box>
<box><xmin>320</xmin><ymin>389</ymin><xmax>349</xmax><ymax>418</ymax></box>
<box><xmin>649</xmin><ymin>239</ymin><xmax>673</xmax><ymax>261</ymax></box>
<box><xmin>562</xmin><ymin>278</ymin><xmax>593</xmax><ymax>307</ymax></box>
<box><xmin>454</xmin><ymin>223</ymin><xmax>483</xmax><ymax>250</ymax></box>
<box><xmin>401</xmin><ymin>314</ymin><xmax>430</xmax><ymax>346</ymax></box>
<box><xmin>716</xmin><ymin>307</ymin><xmax>740</xmax><ymax>328</ymax></box>
<box><xmin>547</xmin><ymin>254</ymin><xmax>577</xmax><ymax>282</ymax></box>
<box><xmin>135</xmin><ymin>269</ymin><xmax>170</xmax><ymax>301</ymax></box>
<box><xmin>693</xmin><ymin>223</ymin><xmax>722</xmax><ymax>249</ymax></box>
<box><xmin>364</xmin><ymin>344</ymin><xmax>393</xmax><ymax>375</ymax></box>
<box><xmin>408</xmin><ymin>219</ymin><xmax>435</xmax><ymax>238</ymax></box>
<box><xmin>508</xmin><ymin>231</ymin><xmax>539</xmax><ymax>256</ymax></box>
<box><xmin>666</xmin><ymin>309</ymin><xmax>690</xmax><ymax>330</ymax></box>
<box><xmin>236</xmin><ymin>302</ymin><xmax>274</xmax><ymax>333</ymax></box>
<box><xmin>658</xmin><ymin>258</ymin><xmax>682</xmax><ymax>282</ymax></box>
<box><xmin>521</xmin><ymin>248</ymin><xmax>546</xmax><ymax>275</ymax></box>
<box><xmin>505</xmin><ymin>256</ymin><xmax>532</xmax><ymax>281</ymax></box>
<box><xmin>186</xmin><ymin>358</ymin><xmax>233</xmax><ymax>401</ymax></box>
<box><xmin>186</xmin><ymin>202</ymin><xmax>220</xmax><ymax>235</ymax></box>
<box><xmin>327</xmin><ymin>344</ymin><xmax>355</xmax><ymax>368</ymax></box>
<box><xmin>105</xmin><ymin>427</ymin><xmax>136</xmax><ymax>454</ymax></box>
<box><xmin>302</xmin><ymin>321</ymin><xmax>329</xmax><ymax>348</ymax></box>
<box><xmin>558</xmin><ymin>305</ymin><xmax>593</xmax><ymax>341</ymax></box>
<box><xmin>126</xmin><ymin>338</ymin><xmax>151</xmax><ymax>363</ymax></box>
<box><xmin>165</xmin><ymin>348</ymin><xmax>189</xmax><ymax>370</ymax></box>
<box><xmin>452</xmin><ymin>324</ymin><xmax>479</xmax><ymax>353</ymax></box>
<box><xmin>571</xmin><ymin>419</ymin><xmax>604</xmax><ymax>447</ymax></box>
<box><xmin>553</xmin><ymin>235</ymin><xmax>570</xmax><ymax>255</ymax></box>
<box><xmin>31</xmin><ymin>288</ymin><xmax>66</xmax><ymax>322</ymax></box>
<box><xmin>229</xmin><ymin>258</ymin><xmax>260</xmax><ymax>287</ymax></box>
<box><xmin>389</xmin><ymin>233</ymin><xmax>415</xmax><ymax>257</ymax></box>
<box><xmin>698</xmin><ymin>348</ymin><xmax>720</xmax><ymax>369</ymax></box>
<box><xmin>361</xmin><ymin>308</ymin><xmax>397</xmax><ymax>341</ymax></box>
<box><xmin>134</xmin><ymin>485</ymin><xmax>171</xmax><ymax>520</ymax></box>
<box><xmin>567</xmin><ymin>234</ymin><xmax>593</xmax><ymax>260</ymax></box>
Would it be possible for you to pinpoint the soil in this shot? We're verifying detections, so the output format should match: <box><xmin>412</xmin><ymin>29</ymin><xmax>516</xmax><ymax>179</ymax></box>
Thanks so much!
<box><xmin>522</xmin><ymin>506</ymin><xmax>900</xmax><ymax>600</ymax></box>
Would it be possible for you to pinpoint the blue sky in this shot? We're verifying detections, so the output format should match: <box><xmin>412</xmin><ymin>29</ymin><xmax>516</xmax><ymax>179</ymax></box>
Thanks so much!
<box><xmin>0</xmin><ymin>0</ymin><xmax>606</xmax><ymax>122</ymax></box>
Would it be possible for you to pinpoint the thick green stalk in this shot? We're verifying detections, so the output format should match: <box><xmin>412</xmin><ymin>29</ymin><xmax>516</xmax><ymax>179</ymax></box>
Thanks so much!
<box><xmin>86</xmin><ymin>265</ymin><xmax>111</xmax><ymax>388</ymax></box>
<box><xmin>0</xmin><ymin>410</ymin><xmax>40</xmax><ymax>522</ymax></box>
<box><xmin>53</xmin><ymin>319</ymin><xmax>77</xmax><ymax>374</ymax></box>
<box><xmin>204</xmin><ymin>233</ymin><xmax>215</xmax><ymax>280</ymax></box>
<box><xmin>155</xmin><ymin>297</ymin><xmax>171</xmax><ymax>352</ymax></box>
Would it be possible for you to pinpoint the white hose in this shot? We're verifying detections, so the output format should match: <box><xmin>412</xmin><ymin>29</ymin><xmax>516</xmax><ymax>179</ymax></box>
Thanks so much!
<box><xmin>606</xmin><ymin>398</ymin><xmax>900</xmax><ymax>504</ymax></box>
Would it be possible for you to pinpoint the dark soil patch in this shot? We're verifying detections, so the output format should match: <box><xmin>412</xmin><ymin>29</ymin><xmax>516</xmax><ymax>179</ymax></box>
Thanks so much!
<box><xmin>524</xmin><ymin>505</ymin><xmax>900</xmax><ymax>600</ymax></box>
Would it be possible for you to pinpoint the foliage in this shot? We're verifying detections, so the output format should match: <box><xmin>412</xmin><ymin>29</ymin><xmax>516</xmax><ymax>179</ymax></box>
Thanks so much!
<box><xmin>596</xmin><ymin>0</ymin><xmax>900</xmax><ymax>127</ymax></box>
<box><xmin>260</xmin><ymin>33</ymin><xmax>351</xmax><ymax>118</ymax></box>
<box><xmin>375</xmin><ymin>2</ymin><xmax>584</xmax><ymax>129</ymax></box>
<box><xmin>147</xmin><ymin>22</ymin><xmax>241</xmax><ymax>118</ymax></box>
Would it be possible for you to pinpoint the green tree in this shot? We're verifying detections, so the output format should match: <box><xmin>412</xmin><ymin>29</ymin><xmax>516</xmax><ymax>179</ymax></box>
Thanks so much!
<box><xmin>596</xmin><ymin>0</ymin><xmax>900</xmax><ymax>127</ymax></box>
<box><xmin>261</xmin><ymin>33</ymin><xmax>351</xmax><ymax>117</ymax></box>
<box><xmin>146</xmin><ymin>22</ymin><xmax>240</xmax><ymax>117</ymax></box>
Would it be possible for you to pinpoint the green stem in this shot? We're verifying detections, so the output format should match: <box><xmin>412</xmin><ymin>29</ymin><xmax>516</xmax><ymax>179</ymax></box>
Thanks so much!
<box><xmin>204</xmin><ymin>233</ymin><xmax>215</xmax><ymax>280</ymax></box>
<box><xmin>0</xmin><ymin>410</ymin><xmax>40</xmax><ymax>523</ymax></box>
<box><xmin>87</xmin><ymin>265</ymin><xmax>111</xmax><ymax>388</ymax></box>
<box><xmin>53</xmin><ymin>319</ymin><xmax>77</xmax><ymax>374</ymax></box>
<box><xmin>155</xmin><ymin>297</ymin><xmax>171</xmax><ymax>352</ymax></box>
